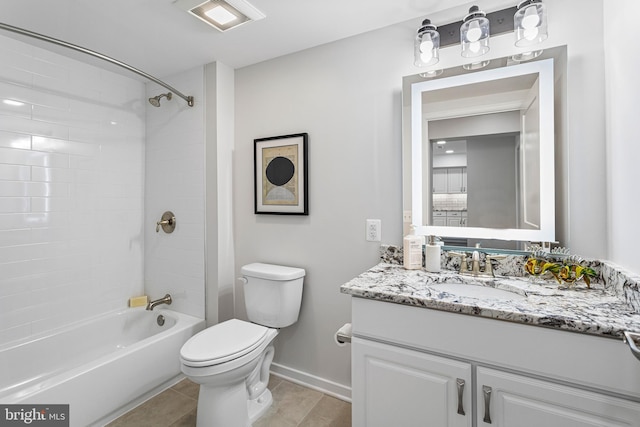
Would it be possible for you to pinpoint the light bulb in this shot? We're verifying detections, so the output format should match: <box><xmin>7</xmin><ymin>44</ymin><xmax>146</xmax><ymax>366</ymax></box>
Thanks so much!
<box><xmin>420</xmin><ymin>49</ymin><xmax>434</xmax><ymax>62</ymax></box>
<box><xmin>524</xmin><ymin>27</ymin><xmax>539</xmax><ymax>40</ymax></box>
<box><xmin>522</xmin><ymin>5</ymin><xmax>540</xmax><ymax>29</ymax></box>
<box><xmin>466</xmin><ymin>20</ymin><xmax>482</xmax><ymax>42</ymax></box>
<box><xmin>420</xmin><ymin>33</ymin><xmax>434</xmax><ymax>53</ymax></box>
<box><xmin>469</xmin><ymin>41</ymin><xmax>481</xmax><ymax>53</ymax></box>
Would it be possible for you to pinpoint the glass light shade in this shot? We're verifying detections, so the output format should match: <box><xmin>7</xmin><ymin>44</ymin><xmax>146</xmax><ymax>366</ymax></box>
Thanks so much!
<box><xmin>460</xmin><ymin>7</ymin><xmax>490</xmax><ymax>58</ymax></box>
<box><xmin>419</xmin><ymin>69</ymin><xmax>444</xmax><ymax>78</ymax></box>
<box><xmin>511</xmin><ymin>50</ymin><xmax>543</xmax><ymax>62</ymax></box>
<box><xmin>462</xmin><ymin>59</ymin><xmax>490</xmax><ymax>70</ymax></box>
<box><xmin>414</xmin><ymin>19</ymin><xmax>440</xmax><ymax>67</ymax></box>
<box><xmin>514</xmin><ymin>1</ymin><xmax>548</xmax><ymax>47</ymax></box>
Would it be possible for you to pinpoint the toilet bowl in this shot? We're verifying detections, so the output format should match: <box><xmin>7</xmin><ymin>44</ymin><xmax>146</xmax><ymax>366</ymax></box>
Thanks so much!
<box><xmin>180</xmin><ymin>263</ymin><xmax>305</xmax><ymax>427</ymax></box>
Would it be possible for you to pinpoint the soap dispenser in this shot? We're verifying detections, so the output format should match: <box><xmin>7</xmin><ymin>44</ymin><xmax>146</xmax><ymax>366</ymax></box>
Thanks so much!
<box><xmin>403</xmin><ymin>226</ymin><xmax>424</xmax><ymax>270</ymax></box>
<box><xmin>425</xmin><ymin>235</ymin><xmax>441</xmax><ymax>273</ymax></box>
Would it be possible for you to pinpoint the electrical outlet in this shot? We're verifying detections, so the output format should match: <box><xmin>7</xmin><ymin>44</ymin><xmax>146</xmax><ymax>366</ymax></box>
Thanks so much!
<box><xmin>366</xmin><ymin>219</ymin><xmax>381</xmax><ymax>242</ymax></box>
<box><xmin>403</xmin><ymin>210</ymin><xmax>412</xmax><ymax>223</ymax></box>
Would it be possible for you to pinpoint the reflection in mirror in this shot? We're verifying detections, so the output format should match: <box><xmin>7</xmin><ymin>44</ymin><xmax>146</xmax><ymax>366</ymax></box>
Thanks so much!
<box><xmin>402</xmin><ymin>48</ymin><xmax>565</xmax><ymax>249</ymax></box>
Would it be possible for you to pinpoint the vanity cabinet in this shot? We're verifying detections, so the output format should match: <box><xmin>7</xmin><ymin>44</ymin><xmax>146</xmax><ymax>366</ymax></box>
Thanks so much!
<box><xmin>432</xmin><ymin>211</ymin><xmax>467</xmax><ymax>227</ymax></box>
<box><xmin>353</xmin><ymin>337</ymin><xmax>471</xmax><ymax>427</ymax></box>
<box><xmin>476</xmin><ymin>367</ymin><xmax>640</xmax><ymax>426</ymax></box>
<box><xmin>446</xmin><ymin>211</ymin><xmax>467</xmax><ymax>227</ymax></box>
<box><xmin>351</xmin><ymin>297</ymin><xmax>640</xmax><ymax>427</ymax></box>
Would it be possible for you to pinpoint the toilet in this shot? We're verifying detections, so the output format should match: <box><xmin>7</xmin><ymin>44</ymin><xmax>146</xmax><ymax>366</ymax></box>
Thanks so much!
<box><xmin>180</xmin><ymin>263</ymin><xmax>305</xmax><ymax>427</ymax></box>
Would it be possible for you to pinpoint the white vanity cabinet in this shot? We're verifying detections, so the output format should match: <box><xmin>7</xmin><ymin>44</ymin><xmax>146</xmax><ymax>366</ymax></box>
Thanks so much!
<box><xmin>353</xmin><ymin>337</ymin><xmax>472</xmax><ymax>427</ymax></box>
<box><xmin>476</xmin><ymin>367</ymin><xmax>640</xmax><ymax>426</ymax></box>
<box><xmin>351</xmin><ymin>297</ymin><xmax>640</xmax><ymax>427</ymax></box>
<box><xmin>432</xmin><ymin>211</ymin><xmax>467</xmax><ymax>227</ymax></box>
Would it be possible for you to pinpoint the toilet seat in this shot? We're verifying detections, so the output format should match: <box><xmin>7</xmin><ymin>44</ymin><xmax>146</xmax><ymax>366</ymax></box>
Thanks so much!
<box><xmin>181</xmin><ymin>319</ymin><xmax>269</xmax><ymax>368</ymax></box>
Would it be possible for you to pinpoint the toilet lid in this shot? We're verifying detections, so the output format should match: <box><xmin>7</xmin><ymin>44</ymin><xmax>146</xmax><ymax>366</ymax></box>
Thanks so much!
<box><xmin>180</xmin><ymin>319</ymin><xmax>269</xmax><ymax>366</ymax></box>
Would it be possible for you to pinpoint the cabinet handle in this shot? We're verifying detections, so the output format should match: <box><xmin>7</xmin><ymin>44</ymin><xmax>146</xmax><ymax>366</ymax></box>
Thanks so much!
<box><xmin>456</xmin><ymin>378</ymin><xmax>465</xmax><ymax>415</ymax></box>
<box><xmin>483</xmin><ymin>385</ymin><xmax>492</xmax><ymax>424</ymax></box>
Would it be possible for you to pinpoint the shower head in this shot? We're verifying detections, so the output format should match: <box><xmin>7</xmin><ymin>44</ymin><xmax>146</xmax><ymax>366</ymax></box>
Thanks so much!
<box><xmin>148</xmin><ymin>92</ymin><xmax>172</xmax><ymax>107</ymax></box>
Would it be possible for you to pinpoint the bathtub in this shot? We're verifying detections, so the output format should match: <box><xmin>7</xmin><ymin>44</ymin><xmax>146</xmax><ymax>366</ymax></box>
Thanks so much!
<box><xmin>0</xmin><ymin>307</ymin><xmax>205</xmax><ymax>427</ymax></box>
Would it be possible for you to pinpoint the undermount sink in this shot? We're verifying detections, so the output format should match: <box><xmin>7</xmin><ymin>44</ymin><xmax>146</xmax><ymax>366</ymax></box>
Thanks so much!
<box><xmin>430</xmin><ymin>282</ymin><xmax>526</xmax><ymax>300</ymax></box>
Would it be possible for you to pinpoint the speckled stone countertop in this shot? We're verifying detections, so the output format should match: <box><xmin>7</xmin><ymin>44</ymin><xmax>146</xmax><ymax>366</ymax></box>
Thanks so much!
<box><xmin>340</xmin><ymin>245</ymin><xmax>640</xmax><ymax>339</ymax></box>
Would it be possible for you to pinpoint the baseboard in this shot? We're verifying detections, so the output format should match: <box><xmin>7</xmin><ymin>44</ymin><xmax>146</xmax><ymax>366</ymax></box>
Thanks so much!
<box><xmin>270</xmin><ymin>362</ymin><xmax>352</xmax><ymax>403</ymax></box>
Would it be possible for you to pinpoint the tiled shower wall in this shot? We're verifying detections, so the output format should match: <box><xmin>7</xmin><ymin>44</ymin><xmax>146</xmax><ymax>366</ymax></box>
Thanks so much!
<box><xmin>0</xmin><ymin>34</ymin><xmax>146</xmax><ymax>346</ymax></box>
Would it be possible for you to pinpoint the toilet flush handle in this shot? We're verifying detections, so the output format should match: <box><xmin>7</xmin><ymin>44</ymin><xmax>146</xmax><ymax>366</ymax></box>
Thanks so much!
<box><xmin>238</xmin><ymin>277</ymin><xmax>248</xmax><ymax>285</ymax></box>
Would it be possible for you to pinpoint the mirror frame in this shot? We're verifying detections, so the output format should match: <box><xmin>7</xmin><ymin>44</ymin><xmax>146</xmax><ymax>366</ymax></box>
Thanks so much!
<box><xmin>408</xmin><ymin>58</ymin><xmax>555</xmax><ymax>242</ymax></box>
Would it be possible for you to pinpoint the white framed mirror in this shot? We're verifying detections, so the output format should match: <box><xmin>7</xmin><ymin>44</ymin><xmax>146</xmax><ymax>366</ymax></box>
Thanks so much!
<box><xmin>404</xmin><ymin>55</ymin><xmax>558</xmax><ymax>246</ymax></box>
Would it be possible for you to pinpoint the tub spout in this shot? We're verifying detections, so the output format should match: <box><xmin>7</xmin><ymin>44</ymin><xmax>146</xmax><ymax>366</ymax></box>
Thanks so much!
<box><xmin>146</xmin><ymin>294</ymin><xmax>172</xmax><ymax>311</ymax></box>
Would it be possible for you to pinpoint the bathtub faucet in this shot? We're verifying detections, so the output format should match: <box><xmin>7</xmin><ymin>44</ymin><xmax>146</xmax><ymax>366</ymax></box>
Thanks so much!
<box><xmin>146</xmin><ymin>294</ymin><xmax>172</xmax><ymax>311</ymax></box>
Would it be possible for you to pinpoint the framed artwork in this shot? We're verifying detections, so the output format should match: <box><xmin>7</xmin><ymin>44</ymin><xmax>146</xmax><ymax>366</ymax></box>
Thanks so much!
<box><xmin>254</xmin><ymin>133</ymin><xmax>308</xmax><ymax>215</ymax></box>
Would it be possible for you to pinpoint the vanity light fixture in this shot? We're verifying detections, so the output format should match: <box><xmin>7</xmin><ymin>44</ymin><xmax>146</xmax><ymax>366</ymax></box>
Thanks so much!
<box><xmin>512</xmin><ymin>0</ymin><xmax>547</xmax><ymax>61</ymax></box>
<box><xmin>414</xmin><ymin>19</ymin><xmax>440</xmax><ymax>67</ymax></box>
<box><xmin>175</xmin><ymin>0</ymin><xmax>265</xmax><ymax>32</ymax></box>
<box><xmin>460</xmin><ymin>6</ymin><xmax>490</xmax><ymax>58</ymax></box>
<box><xmin>514</xmin><ymin>0</ymin><xmax>548</xmax><ymax>47</ymax></box>
<box><xmin>412</xmin><ymin>1</ymin><xmax>550</xmax><ymax>73</ymax></box>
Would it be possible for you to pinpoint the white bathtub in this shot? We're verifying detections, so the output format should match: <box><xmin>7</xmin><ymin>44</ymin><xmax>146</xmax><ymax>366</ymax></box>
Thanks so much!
<box><xmin>0</xmin><ymin>307</ymin><xmax>205</xmax><ymax>426</ymax></box>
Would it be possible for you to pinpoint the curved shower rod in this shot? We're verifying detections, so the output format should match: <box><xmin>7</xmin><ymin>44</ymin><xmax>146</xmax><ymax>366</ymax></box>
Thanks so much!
<box><xmin>0</xmin><ymin>22</ymin><xmax>194</xmax><ymax>107</ymax></box>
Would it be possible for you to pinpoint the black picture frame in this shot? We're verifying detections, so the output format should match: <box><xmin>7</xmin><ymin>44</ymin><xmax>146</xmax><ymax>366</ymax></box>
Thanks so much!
<box><xmin>254</xmin><ymin>133</ymin><xmax>308</xmax><ymax>215</ymax></box>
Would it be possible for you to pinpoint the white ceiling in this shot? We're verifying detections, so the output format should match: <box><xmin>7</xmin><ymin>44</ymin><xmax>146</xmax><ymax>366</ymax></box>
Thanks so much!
<box><xmin>0</xmin><ymin>0</ymin><xmax>497</xmax><ymax>80</ymax></box>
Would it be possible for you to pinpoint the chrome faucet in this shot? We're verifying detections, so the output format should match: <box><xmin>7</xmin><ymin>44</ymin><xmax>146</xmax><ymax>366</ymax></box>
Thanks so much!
<box><xmin>146</xmin><ymin>294</ymin><xmax>172</xmax><ymax>311</ymax></box>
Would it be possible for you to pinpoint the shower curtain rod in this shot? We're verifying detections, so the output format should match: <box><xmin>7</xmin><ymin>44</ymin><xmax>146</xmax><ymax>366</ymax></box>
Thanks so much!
<box><xmin>0</xmin><ymin>22</ymin><xmax>195</xmax><ymax>107</ymax></box>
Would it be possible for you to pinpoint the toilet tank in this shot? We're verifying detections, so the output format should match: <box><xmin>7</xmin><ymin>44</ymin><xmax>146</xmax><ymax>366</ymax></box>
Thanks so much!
<box><xmin>241</xmin><ymin>263</ymin><xmax>305</xmax><ymax>328</ymax></box>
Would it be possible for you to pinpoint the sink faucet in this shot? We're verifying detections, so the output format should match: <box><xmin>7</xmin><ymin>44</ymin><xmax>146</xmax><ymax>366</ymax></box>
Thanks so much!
<box><xmin>449</xmin><ymin>252</ymin><xmax>506</xmax><ymax>277</ymax></box>
<box><xmin>146</xmin><ymin>294</ymin><xmax>172</xmax><ymax>311</ymax></box>
<box><xmin>471</xmin><ymin>251</ymin><xmax>481</xmax><ymax>275</ymax></box>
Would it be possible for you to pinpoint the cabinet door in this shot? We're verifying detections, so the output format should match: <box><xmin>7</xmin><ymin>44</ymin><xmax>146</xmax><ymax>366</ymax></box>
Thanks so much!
<box><xmin>447</xmin><ymin>167</ymin><xmax>465</xmax><ymax>193</ymax></box>
<box><xmin>477</xmin><ymin>367</ymin><xmax>640</xmax><ymax>427</ymax></box>
<box><xmin>432</xmin><ymin>212</ymin><xmax>447</xmax><ymax>227</ymax></box>
<box><xmin>433</xmin><ymin>168</ymin><xmax>448</xmax><ymax>193</ymax></box>
<box><xmin>353</xmin><ymin>337</ymin><xmax>472</xmax><ymax>427</ymax></box>
<box><xmin>461</xmin><ymin>168</ymin><xmax>467</xmax><ymax>193</ymax></box>
<box><xmin>447</xmin><ymin>217</ymin><xmax>462</xmax><ymax>227</ymax></box>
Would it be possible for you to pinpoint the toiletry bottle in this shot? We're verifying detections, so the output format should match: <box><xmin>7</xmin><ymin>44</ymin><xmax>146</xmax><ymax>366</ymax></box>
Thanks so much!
<box><xmin>403</xmin><ymin>226</ymin><xmax>424</xmax><ymax>270</ymax></box>
<box><xmin>425</xmin><ymin>235</ymin><xmax>441</xmax><ymax>273</ymax></box>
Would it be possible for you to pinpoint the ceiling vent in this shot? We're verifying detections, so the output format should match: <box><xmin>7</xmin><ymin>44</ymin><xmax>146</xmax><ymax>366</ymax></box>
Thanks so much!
<box><xmin>175</xmin><ymin>0</ymin><xmax>265</xmax><ymax>32</ymax></box>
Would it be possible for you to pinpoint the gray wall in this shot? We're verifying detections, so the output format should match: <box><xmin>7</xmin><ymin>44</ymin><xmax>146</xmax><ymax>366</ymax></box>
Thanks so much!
<box><xmin>467</xmin><ymin>135</ymin><xmax>518</xmax><ymax>229</ymax></box>
<box><xmin>604</xmin><ymin>1</ymin><xmax>640</xmax><ymax>274</ymax></box>
<box><xmin>232</xmin><ymin>0</ymin><xmax>610</xmax><ymax>394</ymax></box>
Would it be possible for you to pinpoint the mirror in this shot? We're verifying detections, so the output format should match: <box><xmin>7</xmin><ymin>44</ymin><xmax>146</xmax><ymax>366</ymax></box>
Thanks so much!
<box><xmin>402</xmin><ymin>48</ymin><xmax>564</xmax><ymax>248</ymax></box>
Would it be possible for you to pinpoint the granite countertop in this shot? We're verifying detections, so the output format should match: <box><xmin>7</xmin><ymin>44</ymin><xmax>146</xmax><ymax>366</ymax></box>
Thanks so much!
<box><xmin>340</xmin><ymin>262</ymin><xmax>640</xmax><ymax>339</ymax></box>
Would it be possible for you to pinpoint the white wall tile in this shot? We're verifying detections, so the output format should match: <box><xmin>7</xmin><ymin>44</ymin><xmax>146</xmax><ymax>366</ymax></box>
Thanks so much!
<box><xmin>0</xmin><ymin>34</ymin><xmax>146</xmax><ymax>346</ymax></box>
<box><xmin>144</xmin><ymin>67</ymin><xmax>205</xmax><ymax>319</ymax></box>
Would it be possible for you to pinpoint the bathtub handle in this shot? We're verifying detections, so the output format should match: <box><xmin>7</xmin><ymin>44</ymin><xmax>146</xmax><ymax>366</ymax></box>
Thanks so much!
<box><xmin>156</xmin><ymin>211</ymin><xmax>176</xmax><ymax>233</ymax></box>
<box><xmin>247</xmin><ymin>345</ymin><xmax>275</xmax><ymax>400</ymax></box>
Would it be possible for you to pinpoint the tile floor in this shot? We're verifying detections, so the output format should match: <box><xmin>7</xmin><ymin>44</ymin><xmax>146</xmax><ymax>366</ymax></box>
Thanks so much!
<box><xmin>106</xmin><ymin>376</ymin><xmax>351</xmax><ymax>427</ymax></box>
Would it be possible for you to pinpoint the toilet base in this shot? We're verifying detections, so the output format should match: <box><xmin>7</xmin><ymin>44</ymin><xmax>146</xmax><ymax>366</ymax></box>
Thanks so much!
<box><xmin>248</xmin><ymin>388</ymin><xmax>273</xmax><ymax>423</ymax></box>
